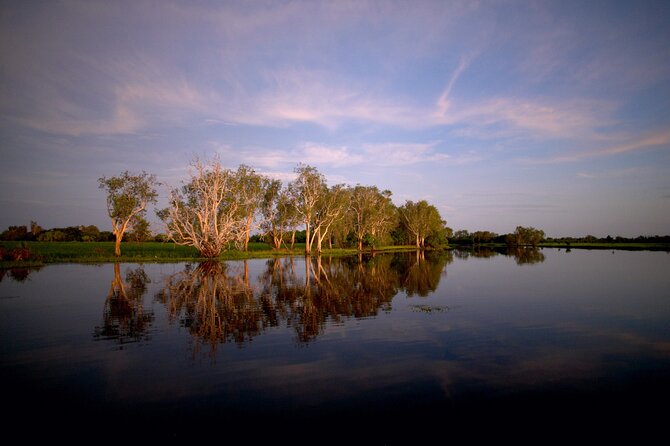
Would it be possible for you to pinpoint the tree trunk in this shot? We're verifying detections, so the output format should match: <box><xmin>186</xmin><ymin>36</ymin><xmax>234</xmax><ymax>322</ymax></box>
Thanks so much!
<box><xmin>316</xmin><ymin>227</ymin><xmax>322</xmax><ymax>254</ymax></box>
<box><xmin>305</xmin><ymin>221</ymin><xmax>311</xmax><ymax>255</ymax></box>
<box><xmin>114</xmin><ymin>232</ymin><xmax>123</xmax><ymax>257</ymax></box>
<box><xmin>244</xmin><ymin>215</ymin><xmax>252</xmax><ymax>251</ymax></box>
<box><xmin>358</xmin><ymin>238</ymin><xmax>363</xmax><ymax>251</ymax></box>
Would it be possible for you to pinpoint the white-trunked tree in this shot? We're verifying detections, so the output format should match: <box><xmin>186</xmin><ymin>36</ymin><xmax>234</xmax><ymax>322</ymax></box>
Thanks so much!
<box><xmin>158</xmin><ymin>157</ymin><xmax>246</xmax><ymax>258</ymax></box>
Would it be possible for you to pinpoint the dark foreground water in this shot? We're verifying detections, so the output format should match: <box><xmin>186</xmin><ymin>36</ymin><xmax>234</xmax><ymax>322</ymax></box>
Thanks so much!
<box><xmin>1</xmin><ymin>248</ymin><xmax>669</xmax><ymax>442</ymax></box>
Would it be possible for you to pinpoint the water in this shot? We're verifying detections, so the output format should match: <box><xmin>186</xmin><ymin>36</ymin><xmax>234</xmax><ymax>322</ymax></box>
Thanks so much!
<box><xmin>1</xmin><ymin>248</ymin><xmax>669</xmax><ymax>442</ymax></box>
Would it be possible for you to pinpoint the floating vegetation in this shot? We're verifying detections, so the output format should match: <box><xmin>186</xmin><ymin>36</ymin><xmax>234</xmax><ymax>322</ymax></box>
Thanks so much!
<box><xmin>410</xmin><ymin>304</ymin><xmax>451</xmax><ymax>313</ymax></box>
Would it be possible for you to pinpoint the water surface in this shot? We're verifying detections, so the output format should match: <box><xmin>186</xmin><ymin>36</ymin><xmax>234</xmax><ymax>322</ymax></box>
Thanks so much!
<box><xmin>1</xmin><ymin>249</ymin><xmax>669</xmax><ymax>441</ymax></box>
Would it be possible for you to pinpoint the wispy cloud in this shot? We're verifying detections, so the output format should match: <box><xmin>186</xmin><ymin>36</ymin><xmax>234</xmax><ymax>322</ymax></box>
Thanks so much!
<box><xmin>436</xmin><ymin>96</ymin><xmax>617</xmax><ymax>141</ymax></box>
<box><xmin>361</xmin><ymin>142</ymin><xmax>449</xmax><ymax>166</ymax></box>
<box><xmin>212</xmin><ymin>140</ymin><xmax>453</xmax><ymax>170</ymax></box>
<box><xmin>577</xmin><ymin>167</ymin><xmax>653</xmax><ymax>180</ymax></box>
<box><xmin>521</xmin><ymin>130</ymin><xmax>670</xmax><ymax>165</ymax></box>
<box><xmin>436</xmin><ymin>56</ymin><xmax>473</xmax><ymax>117</ymax></box>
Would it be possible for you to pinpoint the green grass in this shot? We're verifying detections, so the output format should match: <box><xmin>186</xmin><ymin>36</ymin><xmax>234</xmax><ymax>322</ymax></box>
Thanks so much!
<box><xmin>0</xmin><ymin>241</ymin><xmax>200</xmax><ymax>263</ymax></box>
<box><xmin>540</xmin><ymin>242</ymin><xmax>670</xmax><ymax>250</ymax></box>
<box><xmin>0</xmin><ymin>241</ymin><xmax>423</xmax><ymax>266</ymax></box>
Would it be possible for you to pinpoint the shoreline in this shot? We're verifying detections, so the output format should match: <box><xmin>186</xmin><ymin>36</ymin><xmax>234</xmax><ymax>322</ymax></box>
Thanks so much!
<box><xmin>1</xmin><ymin>241</ymin><xmax>669</xmax><ymax>268</ymax></box>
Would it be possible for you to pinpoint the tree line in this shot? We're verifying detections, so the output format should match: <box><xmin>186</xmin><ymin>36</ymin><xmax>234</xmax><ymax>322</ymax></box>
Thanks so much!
<box><xmin>0</xmin><ymin>159</ymin><xmax>449</xmax><ymax>257</ymax></box>
<box><xmin>98</xmin><ymin>158</ymin><xmax>450</xmax><ymax>257</ymax></box>
<box><xmin>450</xmin><ymin>228</ymin><xmax>670</xmax><ymax>247</ymax></box>
<box><xmin>0</xmin><ymin>221</ymin><xmax>154</xmax><ymax>243</ymax></box>
<box><xmin>5</xmin><ymin>156</ymin><xmax>667</xmax><ymax>257</ymax></box>
<box><xmin>451</xmin><ymin>226</ymin><xmax>546</xmax><ymax>247</ymax></box>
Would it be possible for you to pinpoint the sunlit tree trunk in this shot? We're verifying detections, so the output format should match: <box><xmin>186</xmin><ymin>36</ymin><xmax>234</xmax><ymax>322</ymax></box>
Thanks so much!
<box><xmin>114</xmin><ymin>233</ymin><xmax>123</xmax><ymax>257</ymax></box>
<box><xmin>305</xmin><ymin>222</ymin><xmax>312</xmax><ymax>255</ymax></box>
<box><xmin>244</xmin><ymin>215</ymin><xmax>252</xmax><ymax>251</ymax></box>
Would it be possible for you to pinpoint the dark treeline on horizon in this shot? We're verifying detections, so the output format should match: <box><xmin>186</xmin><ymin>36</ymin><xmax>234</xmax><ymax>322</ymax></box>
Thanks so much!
<box><xmin>1</xmin><ymin>221</ymin><xmax>669</xmax><ymax>246</ymax></box>
<box><xmin>449</xmin><ymin>229</ymin><xmax>670</xmax><ymax>246</ymax></box>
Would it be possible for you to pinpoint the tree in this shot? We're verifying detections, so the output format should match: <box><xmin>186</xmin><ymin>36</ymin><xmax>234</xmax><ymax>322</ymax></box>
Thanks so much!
<box><xmin>310</xmin><ymin>184</ymin><xmax>350</xmax><ymax>254</ymax></box>
<box><xmin>98</xmin><ymin>171</ymin><xmax>158</xmax><ymax>256</ymax></box>
<box><xmin>398</xmin><ymin>200</ymin><xmax>445</xmax><ymax>249</ymax></box>
<box><xmin>80</xmin><ymin>225</ymin><xmax>101</xmax><ymax>242</ymax></box>
<box><xmin>234</xmin><ymin>165</ymin><xmax>265</xmax><ymax>251</ymax></box>
<box><xmin>260</xmin><ymin>178</ymin><xmax>284</xmax><ymax>250</ymax></box>
<box><xmin>350</xmin><ymin>185</ymin><xmax>397</xmax><ymax>251</ymax></box>
<box><xmin>506</xmin><ymin>226</ymin><xmax>545</xmax><ymax>247</ymax></box>
<box><xmin>158</xmin><ymin>157</ymin><xmax>245</xmax><ymax>258</ymax></box>
<box><xmin>260</xmin><ymin>179</ymin><xmax>299</xmax><ymax>250</ymax></box>
<box><xmin>472</xmin><ymin>230</ymin><xmax>497</xmax><ymax>245</ymax></box>
<box><xmin>29</xmin><ymin>221</ymin><xmax>43</xmax><ymax>240</ymax></box>
<box><xmin>289</xmin><ymin>164</ymin><xmax>326</xmax><ymax>255</ymax></box>
<box><xmin>0</xmin><ymin>225</ymin><xmax>28</xmax><ymax>241</ymax></box>
<box><xmin>127</xmin><ymin>216</ymin><xmax>152</xmax><ymax>242</ymax></box>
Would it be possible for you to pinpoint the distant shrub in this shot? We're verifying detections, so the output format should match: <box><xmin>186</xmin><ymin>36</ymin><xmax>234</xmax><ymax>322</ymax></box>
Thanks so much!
<box><xmin>0</xmin><ymin>243</ymin><xmax>41</xmax><ymax>262</ymax></box>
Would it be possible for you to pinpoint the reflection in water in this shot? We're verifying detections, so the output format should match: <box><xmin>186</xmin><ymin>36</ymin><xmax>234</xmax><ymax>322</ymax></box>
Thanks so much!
<box><xmin>506</xmin><ymin>246</ymin><xmax>546</xmax><ymax>265</ymax></box>
<box><xmin>155</xmin><ymin>251</ymin><xmax>453</xmax><ymax>351</ymax></box>
<box><xmin>0</xmin><ymin>266</ymin><xmax>43</xmax><ymax>282</ymax></box>
<box><xmin>3</xmin><ymin>249</ymin><xmax>670</xmax><ymax>441</ymax></box>
<box><xmin>453</xmin><ymin>246</ymin><xmax>545</xmax><ymax>265</ymax></box>
<box><xmin>396</xmin><ymin>249</ymin><xmax>452</xmax><ymax>296</ymax></box>
<box><xmin>94</xmin><ymin>263</ymin><xmax>154</xmax><ymax>346</ymax></box>
<box><xmin>156</xmin><ymin>261</ymin><xmax>261</xmax><ymax>353</ymax></box>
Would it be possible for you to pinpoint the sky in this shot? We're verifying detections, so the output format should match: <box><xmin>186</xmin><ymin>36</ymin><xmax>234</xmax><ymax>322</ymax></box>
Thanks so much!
<box><xmin>1</xmin><ymin>0</ymin><xmax>669</xmax><ymax>238</ymax></box>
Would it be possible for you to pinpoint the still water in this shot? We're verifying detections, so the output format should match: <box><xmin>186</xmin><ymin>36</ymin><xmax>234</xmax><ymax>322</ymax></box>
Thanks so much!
<box><xmin>1</xmin><ymin>248</ymin><xmax>669</xmax><ymax>441</ymax></box>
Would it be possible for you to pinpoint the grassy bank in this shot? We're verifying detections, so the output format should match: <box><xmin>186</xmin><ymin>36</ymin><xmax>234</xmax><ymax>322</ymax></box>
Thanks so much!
<box><xmin>4</xmin><ymin>240</ymin><xmax>666</xmax><ymax>268</ymax></box>
<box><xmin>540</xmin><ymin>242</ymin><xmax>670</xmax><ymax>250</ymax></box>
<box><xmin>0</xmin><ymin>241</ymin><xmax>421</xmax><ymax>266</ymax></box>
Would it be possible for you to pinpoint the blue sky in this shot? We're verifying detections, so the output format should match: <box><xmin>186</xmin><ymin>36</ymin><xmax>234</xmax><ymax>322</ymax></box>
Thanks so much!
<box><xmin>1</xmin><ymin>0</ymin><xmax>669</xmax><ymax>237</ymax></box>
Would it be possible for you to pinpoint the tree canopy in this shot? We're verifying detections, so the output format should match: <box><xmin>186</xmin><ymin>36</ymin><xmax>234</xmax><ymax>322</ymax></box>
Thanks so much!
<box><xmin>98</xmin><ymin>171</ymin><xmax>158</xmax><ymax>256</ymax></box>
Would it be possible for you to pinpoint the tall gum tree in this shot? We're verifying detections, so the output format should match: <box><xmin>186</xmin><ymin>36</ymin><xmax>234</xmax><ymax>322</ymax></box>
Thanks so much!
<box><xmin>310</xmin><ymin>184</ymin><xmax>350</xmax><ymax>254</ymax></box>
<box><xmin>399</xmin><ymin>200</ymin><xmax>444</xmax><ymax>249</ymax></box>
<box><xmin>350</xmin><ymin>185</ymin><xmax>397</xmax><ymax>251</ymax></box>
<box><xmin>158</xmin><ymin>157</ymin><xmax>245</xmax><ymax>258</ymax></box>
<box><xmin>260</xmin><ymin>178</ymin><xmax>284</xmax><ymax>250</ymax></box>
<box><xmin>289</xmin><ymin>164</ymin><xmax>326</xmax><ymax>255</ymax></box>
<box><xmin>98</xmin><ymin>171</ymin><xmax>158</xmax><ymax>257</ymax></box>
<box><xmin>234</xmin><ymin>165</ymin><xmax>264</xmax><ymax>252</ymax></box>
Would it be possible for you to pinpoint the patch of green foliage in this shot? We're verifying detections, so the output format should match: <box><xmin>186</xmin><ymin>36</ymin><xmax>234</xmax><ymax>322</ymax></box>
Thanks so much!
<box><xmin>0</xmin><ymin>241</ymin><xmax>200</xmax><ymax>264</ymax></box>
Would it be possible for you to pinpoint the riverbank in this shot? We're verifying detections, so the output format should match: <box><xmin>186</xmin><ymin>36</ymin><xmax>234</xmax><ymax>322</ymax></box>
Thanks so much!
<box><xmin>450</xmin><ymin>242</ymin><xmax>670</xmax><ymax>251</ymax></box>
<box><xmin>2</xmin><ymin>240</ymin><xmax>668</xmax><ymax>268</ymax></box>
<box><xmin>0</xmin><ymin>241</ymin><xmax>422</xmax><ymax>267</ymax></box>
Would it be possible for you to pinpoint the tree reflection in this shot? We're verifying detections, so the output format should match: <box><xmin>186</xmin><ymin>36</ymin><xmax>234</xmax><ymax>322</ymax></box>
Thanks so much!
<box><xmin>156</xmin><ymin>261</ymin><xmax>262</xmax><ymax>354</ymax></box>
<box><xmin>0</xmin><ymin>266</ymin><xmax>43</xmax><ymax>282</ymax></box>
<box><xmin>452</xmin><ymin>247</ymin><xmax>545</xmax><ymax>265</ymax></box>
<box><xmin>290</xmin><ymin>254</ymin><xmax>402</xmax><ymax>341</ymax></box>
<box><xmin>94</xmin><ymin>263</ymin><xmax>154</xmax><ymax>345</ymax></box>
<box><xmin>156</xmin><ymin>252</ymin><xmax>451</xmax><ymax>351</ymax></box>
<box><xmin>395</xmin><ymin>250</ymin><xmax>453</xmax><ymax>297</ymax></box>
<box><xmin>506</xmin><ymin>247</ymin><xmax>546</xmax><ymax>265</ymax></box>
<box><xmin>453</xmin><ymin>247</ymin><xmax>501</xmax><ymax>260</ymax></box>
